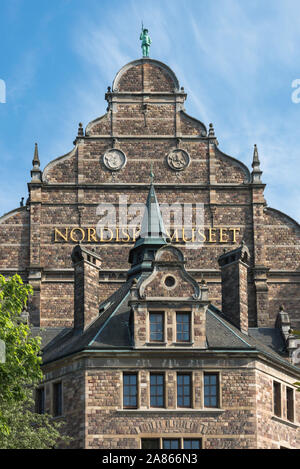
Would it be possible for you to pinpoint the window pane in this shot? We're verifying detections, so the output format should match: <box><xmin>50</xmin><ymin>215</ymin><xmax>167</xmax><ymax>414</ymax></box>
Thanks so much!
<box><xmin>204</xmin><ymin>373</ymin><xmax>219</xmax><ymax>408</ymax></box>
<box><xmin>53</xmin><ymin>382</ymin><xmax>62</xmax><ymax>417</ymax></box>
<box><xmin>184</xmin><ymin>439</ymin><xmax>202</xmax><ymax>449</ymax></box>
<box><xmin>123</xmin><ymin>374</ymin><xmax>137</xmax><ymax>408</ymax></box>
<box><xmin>150</xmin><ymin>373</ymin><xmax>164</xmax><ymax>407</ymax></box>
<box><xmin>286</xmin><ymin>387</ymin><xmax>294</xmax><ymax>422</ymax></box>
<box><xmin>273</xmin><ymin>382</ymin><xmax>281</xmax><ymax>417</ymax></box>
<box><xmin>142</xmin><ymin>439</ymin><xmax>160</xmax><ymax>449</ymax></box>
<box><xmin>163</xmin><ymin>439</ymin><xmax>180</xmax><ymax>449</ymax></box>
<box><xmin>177</xmin><ymin>373</ymin><xmax>191</xmax><ymax>407</ymax></box>
<box><xmin>36</xmin><ymin>387</ymin><xmax>45</xmax><ymax>414</ymax></box>
<box><xmin>176</xmin><ymin>313</ymin><xmax>190</xmax><ymax>342</ymax></box>
<box><xmin>150</xmin><ymin>313</ymin><xmax>164</xmax><ymax>342</ymax></box>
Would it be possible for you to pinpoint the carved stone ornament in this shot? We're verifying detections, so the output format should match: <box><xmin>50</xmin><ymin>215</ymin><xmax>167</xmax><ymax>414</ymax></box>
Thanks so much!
<box><xmin>103</xmin><ymin>149</ymin><xmax>127</xmax><ymax>171</ymax></box>
<box><xmin>166</xmin><ymin>148</ymin><xmax>190</xmax><ymax>171</ymax></box>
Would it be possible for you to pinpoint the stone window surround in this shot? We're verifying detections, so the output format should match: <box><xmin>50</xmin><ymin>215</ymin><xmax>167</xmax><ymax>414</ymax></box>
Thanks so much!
<box><xmin>146</xmin><ymin>308</ymin><xmax>194</xmax><ymax>346</ymax></box>
<box><xmin>120</xmin><ymin>370</ymin><xmax>222</xmax><ymax>411</ymax></box>
<box><xmin>122</xmin><ymin>372</ymin><xmax>139</xmax><ymax>409</ymax></box>
<box><xmin>272</xmin><ymin>379</ymin><xmax>297</xmax><ymax>425</ymax></box>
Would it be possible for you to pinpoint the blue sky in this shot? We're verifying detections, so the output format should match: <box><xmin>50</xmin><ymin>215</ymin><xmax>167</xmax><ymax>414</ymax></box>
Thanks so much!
<box><xmin>0</xmin><ymin>0</ymin><xmax>300</xmax><ymax>222</ymax></box>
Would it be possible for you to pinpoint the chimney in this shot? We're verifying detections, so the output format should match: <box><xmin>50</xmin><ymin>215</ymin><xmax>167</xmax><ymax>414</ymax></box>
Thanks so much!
<box><xmin>71</xmin><ymin>245</ymin><xmax>102</xmax><ymax>331</ymax></box>
<box><xmin>218</xmin><ymin>242</ymin><xmax>250</xmax><ymax>334</ymax></box>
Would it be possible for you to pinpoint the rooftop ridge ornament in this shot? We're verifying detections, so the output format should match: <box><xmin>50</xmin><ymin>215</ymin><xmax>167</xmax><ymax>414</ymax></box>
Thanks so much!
<box><xmin>31</xmin><ymin>142</ymin><xmax>42</xmax><ymax>183</ymax></box>
<box><xmin>140</xmin><ymin>23</ymin><xmax>151</xmax><ymax>57</ymax></box>
<box><xmin>251</xmin><ymin>144</ymin><xmax>263</xmax><ymax>184</ymax></box>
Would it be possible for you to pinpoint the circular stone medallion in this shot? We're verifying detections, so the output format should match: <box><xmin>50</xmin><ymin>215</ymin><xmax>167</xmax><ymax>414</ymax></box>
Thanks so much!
<box><xmin>103</xmin><ymin>149</ymin><xmax>126</xmax><ymax>171</ymax></box>
<box><xmin>167</xmin><ymin>149</ymin><xmax>190</xmax><ymax>171</ymax></box>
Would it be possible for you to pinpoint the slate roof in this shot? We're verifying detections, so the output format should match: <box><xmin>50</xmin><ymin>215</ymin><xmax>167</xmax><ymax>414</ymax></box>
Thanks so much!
<box><xmin>36</xmin><ymin>280</ymin><xmax>300</xmax><ymax>376</ymax></box>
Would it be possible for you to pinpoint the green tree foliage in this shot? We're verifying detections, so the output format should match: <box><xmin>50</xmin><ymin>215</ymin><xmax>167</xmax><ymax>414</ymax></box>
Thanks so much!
<box><xmin>0</xmin><ymin>274</ymin><xmax>70</xmax><ymax>448</ymax></box>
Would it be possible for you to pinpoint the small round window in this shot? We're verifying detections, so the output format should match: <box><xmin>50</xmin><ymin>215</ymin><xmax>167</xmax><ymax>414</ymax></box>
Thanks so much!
<box><xmin>165</xmin><ymin>276</ymin><xmax>176</xmax><ymax>288</ymax></box>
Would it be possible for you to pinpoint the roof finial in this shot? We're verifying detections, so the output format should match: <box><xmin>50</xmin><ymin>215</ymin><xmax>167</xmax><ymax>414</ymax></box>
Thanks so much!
<box><xmin>251</xmin><ymin>144</ymin><xmax>263</xmax><ymax>183</ymax></box>
<box><xmin>32</xmin><ymin>142</ymin><xmax>40</xmax><ymax>167</ymax></box>
<box><xmin>31</xmin><ymin>142</ymin><xmax>42</xmax><ymax>183</ymax></box>
<box><xmin>208</xmin><ymin>123</ymin><xmax>215</xmax><ymax>138</ymax></box>
<box><xmin>78</xmin><ymin>122</ymin><xmax>84</xmax><ymax>137</ymax></box>
<box><xmin>140</xmin><ymin>24</ymin><xmax>151</xmax><ymax>57</ymax></box>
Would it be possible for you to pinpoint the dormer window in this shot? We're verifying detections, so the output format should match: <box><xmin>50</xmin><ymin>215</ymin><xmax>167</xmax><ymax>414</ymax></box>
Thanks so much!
<box><xmin>149</xmin><ymin>312</ymin><xmax>164</xmax><ymax>342</ymax></box>
<box><xmin>176</xmin><ymin>312</ymin><xmax>191</xmax><ymax>342</ymax></box>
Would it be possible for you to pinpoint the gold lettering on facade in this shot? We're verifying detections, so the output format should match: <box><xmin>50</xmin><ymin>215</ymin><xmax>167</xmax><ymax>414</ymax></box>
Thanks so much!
<box><xmin>121</xmin><ymin>228</ymin><xmax>130</xmax><ymax>242</ymax></box>
<box><xmin>229</xmin><ymin>228</ymin><xmax>240</xmax><ymax>243</ymax></box>
<box><xmin>53</xmin><ymin>226</ymin><xmax>240</xmax><ymax>244</ymax></box>
<box><xmin>208</xmin><ymin>227</ymin><xmax>216</xmax><ymax>243</ymax></box>
<box><xmin>165</xmin><ymin>229</ymin><xmax>179</xmax><ymax>243</ymax></box>
<box><xmin>219</xmin><ymin>228</ymin><xmax>228</xmax><ymax>243</ymax></box>
<box><xmin>197</xmin><ymin>229</ymin><xmax>206</xmax><ymax>243</ymax></box>
<box><xmin>87</xmin><ymin>228</ymin><xmax>97</xmax><ymax>242</ymax></box>
<box><xmin>54</xmin><ymin>227</ymin><xmax>69</xmax><ymax>242</ymax></box>
<box><xmin>70</xmin><ymin>227</ymin><xmax>85</xmax><ymax>242</ymax></box>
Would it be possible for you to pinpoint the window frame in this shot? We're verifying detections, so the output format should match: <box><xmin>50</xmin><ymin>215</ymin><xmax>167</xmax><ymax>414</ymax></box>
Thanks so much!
<box><xmin>52</xmin><ymin>381</ymin><xmax>63</xmax><ymax>417</ymax></box>
<box><xmin>273</xmin><ymin>381</ymin><xmax>282</xmax><ymax>418</ymax></box>
<box><xmin>176</xmin><ymin>312</ymin><xmax>191</xmax><ymax>343</ymax></box>
<box><xmin>149</xmin><ymin>311</ymin><xmax>165</xmax><ymax>343</ymax></box>
<box><xmin>141</xmin><ymin>438</ymin><xmax>160</xmax><ymax>449</ymax></box>
<box><xmin>150</xmin><ymin>372</ymin><xmax>165</xmax><ymax>408</ymax></box>
<box><xmin>123</xmin><ymin>372</ymin><xmax>138</xmax><ymax>409</ymax></box>
<box><xmin>203</xmin><ymin>372</ymin><xmax>219</xmax><ymax>409</ymax></box>
<box><xmin>162</xmin><ymin>438</ymin><xmax>181</xmax><ymax>449</ymax></box>
<box><xmin>183</xmin><ymin>438</ymin><xmax>202</xmax><ymax>449</ymax></box>
<box><xmin>177</xmin><ymin>372</ymin><xmax>192</xmax><ymax>408</ymax></box>
<box><xmin>286</xmin><ymin>386</ymin><xmax>294</xmax><ymax>422</ymax></box>
<box><xmin>35</xmin><ymin>386</ymin><xmax>45</xmax><ymax>415</ymax></box>
<box><xmin>141</xmin><ymin>438</ymin><xmax>203</xmax><ymax>449</ymax></box>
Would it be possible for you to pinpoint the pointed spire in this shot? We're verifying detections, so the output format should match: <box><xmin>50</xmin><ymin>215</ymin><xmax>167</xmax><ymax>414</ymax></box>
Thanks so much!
<box><xmin>127</xmin><ymin>180</ymin><xmax>167</xmax><ymax>278</ymax></box>
<box><xmin>139</xmin><ymin>182</ymin><xmax>168</xmax><ymax>242</ymax></box>
<box><xmin>251</xmin><ymin>144</ymin><xmax>263</xmax><ymax>183</ymax></box>
<box><xmin>31</xmin><ymin>143</ymin><xmax>42</xmax><ymax>183</ymax></box>
<box><xmin>32</xmin><ymin>143</ymin><xmax>40</xmax><ymax>167</ymax></box>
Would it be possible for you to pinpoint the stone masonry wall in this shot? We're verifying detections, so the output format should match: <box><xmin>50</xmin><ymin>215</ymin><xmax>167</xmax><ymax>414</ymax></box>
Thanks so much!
<box><xmin>0</xmin><ymin>59</ymin><xmax>299</xmax><ymax>330</ymax></box>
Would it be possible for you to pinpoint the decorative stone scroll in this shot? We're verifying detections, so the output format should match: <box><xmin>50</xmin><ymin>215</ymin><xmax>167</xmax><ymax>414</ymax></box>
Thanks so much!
<box><xmin>166</xmin><ymin>149</ymin><xmax>190</xmax><ymax>171</ymax></box>
<box><xmin>103</xmin><ymin>149</ymin><xmax>127</xmax><ymax>171</ymax></box>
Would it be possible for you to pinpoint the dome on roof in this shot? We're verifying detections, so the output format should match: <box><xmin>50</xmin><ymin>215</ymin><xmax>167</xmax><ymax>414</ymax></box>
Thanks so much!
<box><xmin>112</xmin><ymin>58</ymin><xmax>180</xmax><ymax>93</ymax></box>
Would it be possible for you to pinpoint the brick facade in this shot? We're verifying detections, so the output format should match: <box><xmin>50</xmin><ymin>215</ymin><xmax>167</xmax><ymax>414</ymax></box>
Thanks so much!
<box><xmin>42</xmin><ymin>354</ymin><xmax>300</xmax><ymax>449</ymax></box>
<box><xmin>1</xmin><ymin>58</ymin><xmax>299</xmax><ymax>330</ymax></box>
<box><xmin>1</xmin><ymin>56</ymin><xmax>300</xmax><ymax>449</ymax></box>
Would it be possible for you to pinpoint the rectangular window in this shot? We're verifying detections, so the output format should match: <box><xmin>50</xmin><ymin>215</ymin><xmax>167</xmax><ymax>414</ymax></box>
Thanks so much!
<box><xmin>36</xmin><ymin>387</ymin><xmax>45</xmax><ymax>414</ymax></box>
<box><xmin>141</xmin><ymin>438</ymin><xmax>160</xmax><ymax>449</ymax></box>
<box><xmin>286</xmin><ymin>387</ymin><xmax>294</xmax><ymax>422</ymax></box>
<box><xmin>273</xmin><ymin>381</ymin><xmax>281</xmax><ymax>417</ymax></box>
<box><xmin>149</xmin><ymin>312</ymin><xmax>164</xmax><ymax>342</ymax></box>
<box><xmin>163</xmin><ymin>439</ymin><xmax>180</xmax><ymax>449</ymax></box>
<box><xmin>204</xmin><ymin>373</ymin><xmax>219</xmax><ymax>408</ymax></box>
<box><xmin>176</xmin><ymin>313</ymin><xmax>191</xmax><ymax>342</ymax></box>
<box><xmin>177</xmin><ymin>373</ymin><xmax>192</xmax><ymax>408</ymax></box>
<box><xmin>150</xmin><ymin>373</ymin><xmax>165</xmax><ymax>408</ymax></box>
<box><xmin>183</xmin><ymin>439</ymin><xmax>202</xmax><ymax>449</ymax></box>
<box><xmin>53</xmin><ymin>382</ymin><xmax>62</xmax><ymax>417</ymax></box>
<box><xmin>123</xmin><ymin>373</ymin><xmax>138</xmax><ymax>409</ymax></box>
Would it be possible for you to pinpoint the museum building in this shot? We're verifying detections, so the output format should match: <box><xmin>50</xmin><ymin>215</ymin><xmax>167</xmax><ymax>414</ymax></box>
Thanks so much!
<box><xmin>0</xmin><ymin>55</ymin><xmax>300</xmax><ymax>449</ymax></box>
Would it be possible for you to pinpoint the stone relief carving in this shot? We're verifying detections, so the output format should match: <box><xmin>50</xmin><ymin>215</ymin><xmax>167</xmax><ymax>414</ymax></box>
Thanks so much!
<box><xmin>167</xmin><ymin>149</ymin><xmax>190</xmax><ymax>171</ymax></box>
<box><xmin>103</xmin><ymin>149</ymin><xmax>127</xmax><ymax>171</ymax></box>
